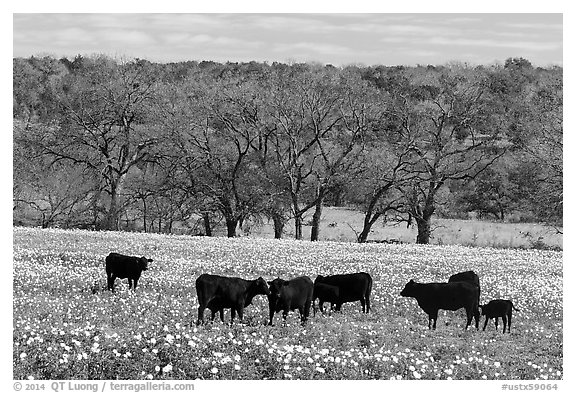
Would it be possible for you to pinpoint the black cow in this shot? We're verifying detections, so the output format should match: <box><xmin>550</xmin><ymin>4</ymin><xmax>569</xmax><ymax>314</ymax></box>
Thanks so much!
<box><xmin>480</xmin><ymin>299</ymin><xmax>519</xmax><ymax>333</ymax></box>
<box><xmin>314</xmin><ymin>272</ymin><xmax>372</xmax><ymax>313</ymax></box>
<box><xmin>448</xmin><ymin>270</ymin><xmax>481</xmax><ymax>303</ymax></box>
<box><xmin>205</xmin><ymin>299</ymin><xmax>226</xmax><ymax>323</ymax></box>
<box><xmin>267</xmin><ymin>276</ymin><xmax>313</xmax><ymax>325</ymax></box>
<box><xmin>400</xmin><ymin>279</ymin><xmax>480</xmax><ymax>330</ymax></box>
<box><xmin>195</xmin><ymin>274</ymin><xmax>270</xmax><ymax>325</ymax></box>
<box><xmin>312</xmin><ymin>282</ymin><xmax>339</xmax><ymax>316</ymax></box>
<box><xmin>105</xmin><ymin>252</ymin><xmax>152</xmax><ymax>291</ymax></box>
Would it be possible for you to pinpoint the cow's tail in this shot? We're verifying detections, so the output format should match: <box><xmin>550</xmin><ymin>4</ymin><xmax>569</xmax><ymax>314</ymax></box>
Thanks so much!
<box><xmin>511</xmin><ymin>302</ymin><xmax>519</xmax><ymax>312</ymax></box>
<box><xmin>365</xmin><ymin>275</ymin><xmax>373</xmax><ymax>312</ymax></box>
<box><xmin>366</xmin><ymin>276</ymin><xmax>373</xmax><ymax>298</ymax></box>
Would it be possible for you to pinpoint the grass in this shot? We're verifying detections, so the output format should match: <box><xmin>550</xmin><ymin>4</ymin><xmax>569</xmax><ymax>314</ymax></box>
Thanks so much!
<box><xmin>13</xmin><ymin>227</ymin><xmax>562</xmax><ymax>380</ymax></box>
<box><xmin>191</xmin><ymin>207</ymin><xmax>563</xmax><ymax>250</ymax></box>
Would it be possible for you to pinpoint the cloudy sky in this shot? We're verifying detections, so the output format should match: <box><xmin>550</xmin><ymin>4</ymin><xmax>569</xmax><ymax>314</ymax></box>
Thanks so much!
<box><xmin>13</xmin><ymin>13</ymin><xmax>562</xmax><ymax>67</ymax></box>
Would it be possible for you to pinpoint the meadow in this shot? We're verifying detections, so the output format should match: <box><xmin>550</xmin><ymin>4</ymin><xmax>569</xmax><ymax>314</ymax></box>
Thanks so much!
<box><xmin>13</xmin><ymin>227</ymin><xmax>563</xmax><ymax>380</ymax></box>
<box><xmin>192</xmin><ymin>207</ymin><xmax>563</xmax><ymax>250</ymax></box>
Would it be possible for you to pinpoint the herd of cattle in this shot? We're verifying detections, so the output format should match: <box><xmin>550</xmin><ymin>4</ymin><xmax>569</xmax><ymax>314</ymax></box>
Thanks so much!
<box><xmin>105</xmin><ymin>252</ymin><xmax>519</xmax><ymax>333</ymax></box>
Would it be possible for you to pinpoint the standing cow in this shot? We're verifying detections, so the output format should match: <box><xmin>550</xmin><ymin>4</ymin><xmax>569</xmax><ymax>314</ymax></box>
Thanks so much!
<box><xmin>400</xmin><ymin>279</ymin><xmax>480</xmax><ymax>330</ymax></box>
<box><xmin>195</xmin><ymin>274</ymin><xmax>270</xmax><ymax>325</ymax></box>
<box><xmin>314</xmin><ymin>272</ymin><xmax>372</xmax><ymax>313</ymax></box>
<box><xmin>312</xmin><ymin>282</ymin><xmax>339</xmax><ymax>316</ymax></box>
<box><xmin>448</xmin><ymin>270</ymin><xmax>481</xmax><ymax>303</ymax></box>
<box><xmin>480</xmin><ymin>299</ymin><xmax>519</xmax><ymax>333</ymax></box>
<box><xmin>105</xmin><ymin>252</ymin><xmax>152</xmax><ymax>291</ymax></box>
<box><xmin>267</xmin><ymin>276</ymin><xmax>314</xmax><ymax>325</ymax></box>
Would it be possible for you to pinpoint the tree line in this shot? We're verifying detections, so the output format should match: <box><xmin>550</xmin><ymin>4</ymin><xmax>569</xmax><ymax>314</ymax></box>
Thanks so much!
<box><xmin>13</xmin><ymin>55</ymin><xmax>563</xmax><ymax>244</ymax></box>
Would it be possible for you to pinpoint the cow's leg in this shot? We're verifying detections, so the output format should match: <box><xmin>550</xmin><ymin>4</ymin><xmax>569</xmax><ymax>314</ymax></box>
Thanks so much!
<box><xmin>219</xmin><ymin>308</ymin><xmax>225</xmax><ymax>323</ymax></box>
<box><xmin>360</xmin><ymin>298</ymin><xmax>366</xmax><ymax>313</ymax></box>
<box><xmin>107</xmin><ymin>274</ymin><xmax>115</xmax><ymax>291</ymax></box>
<box><xmin>268</xmin><ymin>306</ymin><xmax>275</xmax><ymax>326</ymax></box>
<box><xmin>494</xmin><ymin>317</ymin><xmax>499</xmax><ymax>330</ymax></box>
<box><xmin>429</xmin><ymin>310</ymin><xmax>438</xmax><ymax>329</ymax></box>
<box><xmin>236</xmin><ymin>306</ymin><xmax>244</xmax><ymax>322</ymax></box>
<box><xmin>196</xmin><ymin>305</ymin><xmax>206</xmax><ymax>325</ymax></box>
<box><xmin>133</xmin><ymin>278</ymin><xmax>138</xmax><ymax>291</ymax></box>
<box><xmin>501</xmin><ymin>315</ymin><xmax>507</xmax><ymax>333</ymax></box>
<box><xmin>298</xmin><ymin>306</ymin><xmax>305</xmax><ymax>324</ymax></box>
<box><xmin>483</xmin><ymin>317</ymin><xmax>489</xmax><ymax>331</ymax></box>
<box><xmin>282</xmin><ymin>309</ymin><xmax>289</xmax><ymax>324</ymax></box>
<box><xmin>366</xmin><ymin>293</ymin><xmax>371</xmax><ymax>313</ymax></box>
<box><xmin>474</xmin><ymin>307</ymin><xmax>480</xmax><ymax>329</ymax></box>
<box><xmin>507</xmin><ymin>313</ymin><xmax>512</xmax><ymax>333</ymax></box>
<box><xmin>210</xmin><ymin>309</ymin><xmax>217</xmax><ymax>322</ymax></box>
<box><xmin>465</xmin><ymin>308</ymin><xmax>474</xmax><ymax>330</ymax></box>
<box><xmin>128</xmin><ymin>278</ymin><xmax>133</xmax><ymax>290</ymax></box>
<box><xmin>318</xmin><ymin>300</ymin><xmax>325</xmax><ymax>314</ymax></box>
<box><xmin>303</xmin><ymin>300</ymin><xmax>311</xmax><ymax>323</ymax></box>
<box><xmin>231</xmin><ymin>308</ymin><xmax>236</xmax><ymax>324</ymax></box>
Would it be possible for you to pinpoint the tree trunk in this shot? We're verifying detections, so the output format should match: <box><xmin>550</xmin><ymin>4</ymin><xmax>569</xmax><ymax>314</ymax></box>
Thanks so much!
<box><xmin>104</xmin><ymin>177</ymin><xmax>126</xmax><ymax>231</ymax></box>
<box><xmin>272</xmin><ymin>213</ymin><xmax>286</xmax><ymax>239</ymax></box>
<box><xmin>142</xmin><ymin>198</ymin><xmax>148</xmax><ymax>233</ymax></box>
<box><xmin>357</xmin><ymin>184</ymin><xmax>392</xmax><ymax>243</ymax></box>
<box><xmin>104</xmin><ymin>191</ymin><xmax>119</xmax><ymax>231</ymax></box>
<box><xmin>294</xmin><ymin>214</ymin><xmax>303</xmax><ymax>240</ymax></box>
<box><xmin>412</xmin><ymin>183</ymin><xmax>439</xmax><ymax>245</ymax></box>
<box><xmin>415</xmin><ymin>217</ymin><xmax>432</xmax><ymax>244</ymax></box>
<box><xmin>310</xmin><ymin>188</ymin><xmax>326</xmax><ymax>242</ymax></box>
<box><xmin>358</xmin><ymin>212</ymin><xmax>382</xmax><ymax>243</ymax></box>
<box><xmin>225</xmin><ymin>216</ymin><xmax>238</xmax><ymax>237</ymax></box>
<box><xmin>203</xmin><ymin>213</ymin><xmax>212</xmax><ymax>236</ymax></box>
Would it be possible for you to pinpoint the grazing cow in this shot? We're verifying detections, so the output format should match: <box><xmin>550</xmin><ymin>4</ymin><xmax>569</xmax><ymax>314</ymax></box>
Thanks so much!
<box><xmin>480</xmin><ymin>299</ymin><xmax>519</xmax><ymax>333</ymax></box>
<box><xmin>267</xmin><ymin>276</ymin><xmax>314</xmax><ymax>325</ymax></box>
<box><xmin>448</xmin><ymin>270</ymin><xmax>481</xmax><ymax>303</ymax></box>
<box><xmin>312</xmin><ymin>282</ymin><xmax>340</xmax><ymax>316</ymax></box>
<box><xmin>195</xmin><ymin>274</ymin><xmax>270</xmax><ymax>325</ymax></box>
<box><xmin>314</xmin><ymin>272</ymin><xmax>372</xmax><ymax>313</ymax></box>
<box><xmin>400</xmin><ymin>279</ymin><xmax>480</xmax><ymax>330</ymax></box>
<box><xmin>105</xmin><ymin>252</ymin><xmax>152</xmax><ymax>291</ymax></box>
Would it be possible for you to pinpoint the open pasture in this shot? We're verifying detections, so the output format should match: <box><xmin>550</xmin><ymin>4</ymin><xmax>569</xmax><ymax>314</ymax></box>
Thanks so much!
<box><xmin>13</xmin><ymin>227</ymin><xmax>562</xmax><ymax>380</ymax></box>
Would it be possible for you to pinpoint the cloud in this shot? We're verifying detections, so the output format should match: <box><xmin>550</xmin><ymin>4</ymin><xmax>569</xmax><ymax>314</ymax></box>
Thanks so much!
<box><xmin>272</xmin><ymin>41</ymin><xmax>351</xmax><ymax>55</ymax></box>
<box><xmin>98</xmin><ymin>29</ymin><xmax>156</xmax><ymax>46</ymax></box>
<box><xmin>427</xmin><ymin>37</ymin><xmax>562</xmax><ymax>51</ymax></box>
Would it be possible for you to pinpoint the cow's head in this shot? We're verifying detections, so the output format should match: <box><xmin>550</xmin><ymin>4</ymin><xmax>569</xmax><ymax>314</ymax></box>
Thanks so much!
<box><xmin>139</xmin><ymin>257</ymin><xmax>152</xmax><ymax>271</ymax></box>
<box><xmin>267</xmin><ymin>278</ymin><xmax>285</xmax><ymax>299</ymax></box>
<box><xmin>254</xmin><ymin>276</ymin><xmax>270</xmax><ymax>296</ymax></box>
<box><xmin>400</xmin><ymin>279</ymin><xmax>417</xmax><ymax>297</ymax></box>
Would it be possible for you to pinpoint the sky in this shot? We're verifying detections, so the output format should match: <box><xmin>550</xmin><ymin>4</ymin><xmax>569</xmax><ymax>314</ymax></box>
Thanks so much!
<box><xmin>13</xmin><ymin>13</ymin><xmax>563</xmax><ymax>67</ymax></box>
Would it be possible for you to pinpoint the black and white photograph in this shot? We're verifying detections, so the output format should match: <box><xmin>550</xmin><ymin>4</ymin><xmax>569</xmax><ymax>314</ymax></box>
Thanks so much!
<box><xmin>10</xmin><ymin>3</ymin><xmax>566</xmax><ymax>388</ymax></box>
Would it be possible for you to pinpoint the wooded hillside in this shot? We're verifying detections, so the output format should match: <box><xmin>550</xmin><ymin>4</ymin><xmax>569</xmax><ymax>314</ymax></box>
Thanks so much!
<box><xmin>13</xmin><ymin>56</ymin><xmax>562</xmax><ymax>244</ymax></box>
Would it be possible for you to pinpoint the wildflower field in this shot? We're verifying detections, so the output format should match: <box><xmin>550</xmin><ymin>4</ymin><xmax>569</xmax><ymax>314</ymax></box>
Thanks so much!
<box><xmin>13</xmin><ymin>227</ymin><xmax>563</xmax><ymax>380</ymax></box>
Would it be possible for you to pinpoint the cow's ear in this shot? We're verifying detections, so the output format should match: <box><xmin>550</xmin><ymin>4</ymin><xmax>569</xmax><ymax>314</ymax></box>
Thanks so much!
<box><xmin>148</xmin><ymin>258</ymin><xmax>153</xmax><ymax>263</ymax></box>
<box><xmin>267</xmin><ymin>281</ymin><xmax>273</xmax><ymax>286</ymax></box>
<box><xmin>409</xmin><ymin>279</ymin><xmax>415</xmax><ymax>283</ymax></box>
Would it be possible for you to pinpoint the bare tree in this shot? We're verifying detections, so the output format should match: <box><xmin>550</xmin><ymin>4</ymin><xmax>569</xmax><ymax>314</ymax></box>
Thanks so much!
<box><xmin>387</xmin><ymin>66</ymin><xmax>507</xmax><ymax>244</ymax></box>
<box><xmin>35</xmin><ymin>56</ymin><xmax>161</xmax><ymax>230</ymax></box>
